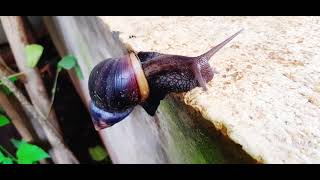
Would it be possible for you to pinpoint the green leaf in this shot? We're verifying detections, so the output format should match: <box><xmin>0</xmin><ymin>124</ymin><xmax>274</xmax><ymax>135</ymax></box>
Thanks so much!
<box><xmin>57</xmin><ymin>55</ymin><xmax>83</xmax><ymax>80</ymax></box>
<box><xmin>0</xmin><ymin>150</ymin><xmax>13</xmax><ymax>164</ymax></box>
<box><xmin>58</xmin><ymin>55</ymin><xmax>76</xmax><ymax>70</ymax></box>
<box><xmin>16</xmin><ymin>141</ymin><xmax>49</xmax><ymax>164</ymax></box>
<box><xmin>88</xmin><ymin>145</ymin><xmax>108</xmax><ymax>161</ymax></box>
<box><xmin>8</xmin><ymin>76</ymin><xmax>18</xmax><ymax>82</ymax></box>
<box><xmin>0</xmin><ymin>85</ymin><xmax>12</xmax><ymax>95</ymax></box>
<box><xmin>11</xmin><ymin>138</ymin><xmax>24</xmax><ymax>149</ymax></box>
<box><xmin>25</xmin><ymin>44</ymin><xmax>44</xmax><ymax>68</ymax></box>
<box><xmin>75</xmin><ymin>65</ymin><xmax>84</xmax><ymax>80</ymax></box>
<box><xmin>2</xmin><ymin>157</ymin><xmax>13</xmax><ymax>164</ymax></box>
<box><xmin>0</xmin><ymin>76</ymin><xmax>17</xmax><ymax>85</ymax></box>
<box><xmin>0</xmin><ymin>74</ymin><xmax>19</xmax><ymax>94</ymax></box>
<box><xmin>0</xmin><ymin>114</ymin><xmax>10</xmax><ymax>127</ymax></box>
<box><xmin>0</xmin><ymin>150</ymin><xmax>5</xmax><ymax>163</ymax></box>
<box><xmin>0</xmin><ymin>107</ymin><xmax>5</xmax><ymax>114</ymax></box>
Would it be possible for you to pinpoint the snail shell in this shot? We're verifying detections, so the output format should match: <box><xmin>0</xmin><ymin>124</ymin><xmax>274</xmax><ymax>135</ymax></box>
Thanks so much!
<box><xmin>88</xmin><ymin>53</ymin><xmax>149</xmax><ymax>130</ymax></box>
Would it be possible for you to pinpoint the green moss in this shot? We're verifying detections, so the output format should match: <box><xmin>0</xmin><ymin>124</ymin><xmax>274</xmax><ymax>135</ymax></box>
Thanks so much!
<box><xmin>158</xmin><ymin>97</ymin><xmax>226</xmax><ymax>164</ymax></box>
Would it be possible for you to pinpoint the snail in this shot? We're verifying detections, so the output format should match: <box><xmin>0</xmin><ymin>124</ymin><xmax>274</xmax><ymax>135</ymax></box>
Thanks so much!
<box><xmin>88</xmin><ymin>29</ymin><xmax>243</xmax><ymax>130</ymax></box>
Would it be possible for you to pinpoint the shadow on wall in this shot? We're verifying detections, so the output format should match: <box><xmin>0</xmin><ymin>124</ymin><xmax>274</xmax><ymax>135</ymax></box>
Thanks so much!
<box><xmin>169</xmin><ymin>95</ymin><xmax>258</xmax><ymax>164</ymax></box>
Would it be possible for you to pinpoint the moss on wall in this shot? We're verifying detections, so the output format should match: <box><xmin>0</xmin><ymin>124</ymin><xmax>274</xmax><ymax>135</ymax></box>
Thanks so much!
<box><xmin>158</xmin><ymin>96</ymin><xmax>256</xmax><ymax>163</ymax></box>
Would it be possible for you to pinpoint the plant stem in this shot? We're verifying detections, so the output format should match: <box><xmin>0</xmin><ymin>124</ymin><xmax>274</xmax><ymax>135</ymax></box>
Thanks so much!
<box><xmin>0</xmin><ymin>71</ymin><xmax>32</xmax><ymax>85</ymax></box>
<box><xmin>47</xmin><ymin>69</ymin><xmax>60</xmax><ymax>117</ymax></box>
<box><xmin>0</xmin><ymin>60</ymin><xmax>79</xmax><ymax>164</ymax></box>
<box><xmin>0</xmin><ymin>60</ymin><xmax>36</xmax><ymax>142</ymax></box>
<box><xmin>0</xmin><ymin>58</ymin><xmax>16</xmax><ymax>74</ymax></box>
<box><xmin>0</xmin><ymin>145</ymin><xmax>18</xmax><ymax>162</ymax></box>
<box><xmin>8</xmin><ymin>71</ymin><xmax>25</xmax><ymax>79</ymax></box>
<box><xmin>0</xmin><ymin>91</ymin><xmax>35</xmax><ymax>142</ymax></box>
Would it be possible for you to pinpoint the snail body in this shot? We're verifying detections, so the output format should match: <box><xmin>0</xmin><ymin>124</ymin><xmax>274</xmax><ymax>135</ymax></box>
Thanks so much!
<box><xmin>88</xmin><ymin>30</ymin><xmax>243</xmax><ymax>130</ymax></box>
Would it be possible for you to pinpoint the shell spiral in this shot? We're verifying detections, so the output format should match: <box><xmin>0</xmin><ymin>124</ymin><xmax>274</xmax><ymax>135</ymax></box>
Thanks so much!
<box><xmin>88</xmin><ymin>53</ymin><xmax>149</xmax><ymax>130</ymax></box>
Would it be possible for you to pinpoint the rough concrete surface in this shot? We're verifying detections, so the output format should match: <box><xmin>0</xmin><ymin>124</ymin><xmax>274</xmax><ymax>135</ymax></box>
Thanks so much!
<box><xmin>100</xmin><ymin>16</ymin><xmax>320</xmax><ymax>163</ymax></box>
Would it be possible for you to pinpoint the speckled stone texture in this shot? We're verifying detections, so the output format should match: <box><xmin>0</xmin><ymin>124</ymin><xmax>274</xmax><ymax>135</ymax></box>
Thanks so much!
<box><xmin>100</xmin><ymin>16</ymin><xmax>320</xmax><ymax>163</ymax></box>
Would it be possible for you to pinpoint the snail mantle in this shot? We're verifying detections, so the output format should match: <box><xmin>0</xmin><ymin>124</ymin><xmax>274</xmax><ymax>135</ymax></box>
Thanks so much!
<box><xmin>100</xmin><ymin>16</ymin><xmax>320</xmax><ymax>163</ymax></box>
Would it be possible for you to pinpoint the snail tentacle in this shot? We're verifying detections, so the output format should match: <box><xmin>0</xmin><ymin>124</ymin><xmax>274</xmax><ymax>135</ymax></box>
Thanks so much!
<box><xmin>198</xmin><ymin>29</ymin><xmax>243</xmax><ymax>61</ymax></box>
<box><xmin>191</xmin><ymin>61</ymin><xmax>209</xmax><ymax>90</ymax></box>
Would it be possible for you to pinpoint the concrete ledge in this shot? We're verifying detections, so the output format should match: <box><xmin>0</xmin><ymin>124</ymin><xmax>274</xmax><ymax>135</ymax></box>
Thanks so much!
<box><xmin>100</xmin><ymin>16</ymin><xmax>320</xmax><ymax>163</ymax></box>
